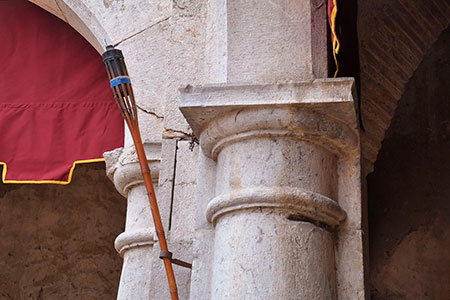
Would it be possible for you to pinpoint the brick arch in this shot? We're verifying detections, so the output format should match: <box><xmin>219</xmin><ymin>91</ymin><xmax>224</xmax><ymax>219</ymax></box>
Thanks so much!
<box><xmin>28</xmin><ymin>0</ymin><xmax>109</xmax><ymax>53</ymax></box>
<box><xmin>358</xmin><ymin>0</ymin><xmax>450</xmax><ymax>172</ymax></box>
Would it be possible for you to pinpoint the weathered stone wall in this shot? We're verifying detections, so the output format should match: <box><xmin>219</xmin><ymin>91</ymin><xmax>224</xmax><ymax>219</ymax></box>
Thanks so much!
<box><xmin>0</xmin><ymin>163</ymin><xmax>126</xmax><ymax>299</ymax></box>
<box><xmin>368</xmin><ymin>26</ymin><xmax>450</xmax><ymax>299</ymax></box>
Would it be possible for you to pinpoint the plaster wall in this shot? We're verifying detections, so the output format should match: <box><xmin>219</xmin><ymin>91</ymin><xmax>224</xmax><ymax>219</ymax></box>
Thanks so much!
<box><xmin>0</xmin><ymin>163</ymin><xmax>126</xmax><ymax>299</ymax></box>
<box><xmin>368</xmin><ymin>27</ymin><xmax>450</xmax><ymax>300</ymax></box>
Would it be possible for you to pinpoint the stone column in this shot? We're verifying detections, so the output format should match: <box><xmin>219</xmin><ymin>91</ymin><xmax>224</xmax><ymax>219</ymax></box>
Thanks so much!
<box><xmin>184</xmin><ymin>0</ymin><xmax>365</xmax><ymax>298</ymax></box>
<box><xmin>180</xmin><ymin>79</ymin><xmax>359</xmax><ymax>299</ymax></box>
<box><xmin>104</xmin><ymin>143</ymin><xmax>161</xmax><ymax>300</ymax></box>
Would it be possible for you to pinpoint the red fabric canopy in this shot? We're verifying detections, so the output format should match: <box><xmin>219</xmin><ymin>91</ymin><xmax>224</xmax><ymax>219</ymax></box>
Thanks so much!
<box><xmin>0</xmin><ymin>1</ymin><xmax>124</xmax><ymax>183</ymax></box>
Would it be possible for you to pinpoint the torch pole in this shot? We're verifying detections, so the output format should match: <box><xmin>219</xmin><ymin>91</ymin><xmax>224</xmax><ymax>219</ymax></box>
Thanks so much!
<box><xmin>131</xmin><ymin>124</ymin><xmax>179</xmax><ymax>300</ymax></box>
<box><xmin>102</xmin><ymin>45</ymin><xmax>181</xmax><ymax>300</ymax></box>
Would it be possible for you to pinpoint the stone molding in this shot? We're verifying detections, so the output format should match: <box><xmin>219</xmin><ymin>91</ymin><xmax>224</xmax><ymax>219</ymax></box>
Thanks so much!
<box><xmin>103</xmin><ymin>143</ymin><xmax>161</xmax><ymax>197</ymax></box>
<box><xmin>180</xmin><ymin>79</ymin><xmax>358</xmax><ymax>160</ymax></box>
<box><xmin>114</xmin><ymin>228</ymin><xmax>157</xmax><ymax>256</ymax></box>
<box><xmin>206</xmin><ymin>186</ymin><xmax>346</xmax><ymax>227</ymax></box>
<box><xmin>204</xmin><ymin>110</ymin><xmax>357</xmax><ymax>160</ymax></box>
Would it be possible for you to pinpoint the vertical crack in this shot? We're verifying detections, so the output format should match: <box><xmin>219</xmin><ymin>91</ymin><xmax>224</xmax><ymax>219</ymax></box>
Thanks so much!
<box><xmin>168</xmin><ymin>140</ymin><xmax>179</xmax><ymax>231</ymax></box>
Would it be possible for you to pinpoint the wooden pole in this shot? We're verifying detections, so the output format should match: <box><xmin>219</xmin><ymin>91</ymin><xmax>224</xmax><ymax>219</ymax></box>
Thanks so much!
<box><xmin>131</xmin><ymin>125</ymin><xmax>179</xmax><ymax>300</ymax></box>
<box><xmin>103</xmin><ymin>45</ymin><xmax>180</xmax><ymax>300</ymax></box>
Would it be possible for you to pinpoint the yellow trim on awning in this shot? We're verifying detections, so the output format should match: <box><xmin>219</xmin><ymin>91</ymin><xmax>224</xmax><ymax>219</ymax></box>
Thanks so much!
<box><xmin>0</xmin><ymin>158</ymin><xmax>105</xmax><ymax>185</ymax></box>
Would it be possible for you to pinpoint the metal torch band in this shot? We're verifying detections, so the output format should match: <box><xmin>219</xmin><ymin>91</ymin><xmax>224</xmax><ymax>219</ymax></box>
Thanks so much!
<box><xmin>110</xmin><ymin>76</ymin><xmax>131</xmax><ymax>88</ymax></box>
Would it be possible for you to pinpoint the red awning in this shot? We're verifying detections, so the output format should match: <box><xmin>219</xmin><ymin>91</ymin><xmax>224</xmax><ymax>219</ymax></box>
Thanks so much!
<box><xmin>0</xmin><ymin>1</ymin><xmax>124</xmax><ymax>184</ymax></box>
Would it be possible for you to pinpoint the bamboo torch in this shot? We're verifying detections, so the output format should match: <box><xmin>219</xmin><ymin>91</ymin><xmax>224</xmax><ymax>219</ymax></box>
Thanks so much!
<box><xmin>102</xmin><ymin>45</ymin><xmax>189</xmax><ymax>300</ymax></box>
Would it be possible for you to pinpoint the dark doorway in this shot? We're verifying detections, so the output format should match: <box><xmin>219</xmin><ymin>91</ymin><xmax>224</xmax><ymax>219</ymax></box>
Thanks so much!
<box><xmin>368</xmin><ymin>26</ymin><xmax>450</xmax><ymax>299</ymax></box>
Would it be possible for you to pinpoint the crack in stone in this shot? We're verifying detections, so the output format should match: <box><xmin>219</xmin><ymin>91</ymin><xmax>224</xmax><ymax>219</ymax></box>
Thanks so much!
<box><xmin>135</xmin><ymin>104</ymin><xmax>164</xmax><ymax>119</ymax></box>
<box><xmin>114</xmin><ymin>17</ymin><xmax>171</xmax><ymax>47</ymax></box>
<box><xmin>163</xmin><ymin>128</ymin><xmax>191</xmax><ymax>138</ymax></box>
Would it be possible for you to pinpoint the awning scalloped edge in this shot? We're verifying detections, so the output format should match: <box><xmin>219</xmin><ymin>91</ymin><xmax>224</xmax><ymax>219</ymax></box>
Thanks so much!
<box><xmin>0</xmin><ymin>158</ymin><xmax>105</xmax><ymax>185</ymax></box>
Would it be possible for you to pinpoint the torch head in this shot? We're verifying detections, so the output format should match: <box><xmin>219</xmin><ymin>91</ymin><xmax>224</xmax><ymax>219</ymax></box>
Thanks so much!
<box><xmin>102</xmin><ymin>45</ymin><xmax>133</xmax><ymax>97</ymax></box>
<box><xmin>102</xmin><ymin>45</ymin><xmax>137</xmax><ymax>126</ymax></box>
<box><xmin>102</xmin><ymin>45</ymin><xmax>127</xmax><ymax>77</ymax></box>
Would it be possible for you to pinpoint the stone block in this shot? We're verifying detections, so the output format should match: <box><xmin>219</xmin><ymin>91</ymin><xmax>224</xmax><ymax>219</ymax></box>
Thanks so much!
<box><xmin>170</xmin><ymin>141</ymin><xmax>199</xmax><ymax>242</ymax></box>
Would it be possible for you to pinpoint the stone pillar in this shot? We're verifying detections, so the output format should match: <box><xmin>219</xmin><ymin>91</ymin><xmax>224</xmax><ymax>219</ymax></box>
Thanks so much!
<box><xmin>104</xmin><ymin>143</ymin><xmax>161</xmax><ymax>300</ymax></box>
<box><xmin>204</xmin><ymin>0</ymin><xmax>328</xmax><ymax>84</ymax></box>
<box><xmin>180</xmin><ymin>79</ymin><xmax>359</xmax><ymax>299</ymax></box>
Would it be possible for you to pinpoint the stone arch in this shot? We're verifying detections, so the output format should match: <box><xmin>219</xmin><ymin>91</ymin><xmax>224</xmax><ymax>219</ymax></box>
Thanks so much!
<box><xmin>28</xmin><ymin>0</ymin><xmax>109</xmax><ymax>53</ymax></box>
<box><xmin>358</xmin><ymin>0</ymin><xmax>450</xmax><ymax>171</ymax></box>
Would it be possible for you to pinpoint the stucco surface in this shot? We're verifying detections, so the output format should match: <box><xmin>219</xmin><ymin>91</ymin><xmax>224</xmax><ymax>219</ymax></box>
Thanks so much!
<box><xmin>368</xmin><ymin>27</ymin><xmax>450</xmax><ymax>300</ymax></box>
<box><xmin>0</xmin><ymin>163</ymin><xmax>125</xmax><ymax>299</ymax></box>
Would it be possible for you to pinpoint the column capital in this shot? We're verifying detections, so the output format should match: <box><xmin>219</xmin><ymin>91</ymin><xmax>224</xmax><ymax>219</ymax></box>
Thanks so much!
<box><xmin>180</xmin><ymin>78</ymin><xmax>358</xmax><ymax>161</ymax></box>
<box><xmin>103</xmin><ymin>143</ymin><xmax>161</xmax><ymax>197</ymax></box>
